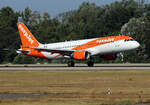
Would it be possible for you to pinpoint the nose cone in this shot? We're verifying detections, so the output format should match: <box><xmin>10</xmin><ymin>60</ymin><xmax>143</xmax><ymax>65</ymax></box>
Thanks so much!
<box><xmin>133</xmin><ymin>41</ymin><xmax>140</xmax><ymax>49</ymax></box>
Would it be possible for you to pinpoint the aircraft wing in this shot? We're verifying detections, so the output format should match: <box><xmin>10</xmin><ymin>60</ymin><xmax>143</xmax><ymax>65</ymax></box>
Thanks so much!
<box><xmin>25</xmin><ymin>46</ymin><xmax>81</xmax><ymax>56</ymax></box>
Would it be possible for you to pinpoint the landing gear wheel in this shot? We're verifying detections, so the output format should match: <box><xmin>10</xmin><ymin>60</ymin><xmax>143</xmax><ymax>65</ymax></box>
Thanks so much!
<box><xmin>87</xmin><ymin>61</ymin><xmax>94</xmax><ymax>67</ymax></box>
<box><xmin>68</xmin><ymin>61</ymin><xmax>75</xmax><ymax>67</ymax></box>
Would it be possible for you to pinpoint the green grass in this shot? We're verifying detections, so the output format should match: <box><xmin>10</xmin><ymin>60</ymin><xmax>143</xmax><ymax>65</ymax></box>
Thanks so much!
<box><xmin>0</xmin><ymin>70</ymin><xmax>150</xmax><ymax>104</ymax></box>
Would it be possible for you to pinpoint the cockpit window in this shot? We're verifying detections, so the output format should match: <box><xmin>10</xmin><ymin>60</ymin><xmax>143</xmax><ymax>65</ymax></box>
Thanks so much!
<box><xmin>124</xmin><ymin>39</ymin><xmax>134</xmax><ymax>42</ymax></box>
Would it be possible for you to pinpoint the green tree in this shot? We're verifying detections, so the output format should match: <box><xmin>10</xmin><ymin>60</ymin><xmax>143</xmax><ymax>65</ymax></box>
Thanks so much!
<box><xmin>13</xmin><ymin>54</ymin><xmax>36</xmax><ymax>64</ymax></box>
<box><xmin>0</xmin><ymin>7</ymin><xmax>18</xmax><ymax>63</ymax></box>
<box><xmin>121</xmin><ymin>16</ymin><xmax>150</xmax><ymax>62</ymax></box>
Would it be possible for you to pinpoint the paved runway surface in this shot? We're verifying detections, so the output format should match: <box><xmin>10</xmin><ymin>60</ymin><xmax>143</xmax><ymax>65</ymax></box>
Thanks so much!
<box><xmin>0</xmin><ymin>64</ymin><xmax>150</xmax><ymax>70</ymax></box>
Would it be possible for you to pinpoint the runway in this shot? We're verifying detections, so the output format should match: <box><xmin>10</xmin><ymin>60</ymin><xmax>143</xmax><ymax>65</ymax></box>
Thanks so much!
<box><xmin>0</xmin><ymin>64</ymin><xmax>150</xmax><ymax>70</ymax></box>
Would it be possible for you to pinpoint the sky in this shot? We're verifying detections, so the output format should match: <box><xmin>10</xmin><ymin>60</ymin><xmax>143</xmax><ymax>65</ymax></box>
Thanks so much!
<box><xmin>0</xmin><ymin>0</ymin><xmax>149</xmax><ymax>17</ymax></box>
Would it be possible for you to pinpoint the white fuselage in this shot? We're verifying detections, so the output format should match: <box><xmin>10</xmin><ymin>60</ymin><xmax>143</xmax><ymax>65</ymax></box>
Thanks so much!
<box><xmin>39</xmin><ymin>38</ymin><xmax>140</xmax><ymax>59</ymax></box>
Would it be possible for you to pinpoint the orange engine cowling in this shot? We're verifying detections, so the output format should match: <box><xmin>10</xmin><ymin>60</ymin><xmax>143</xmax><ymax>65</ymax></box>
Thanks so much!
<box><xmin>101</xmin><ymin>54</ymin><xmax>117</xmax><ymax>60</ymax></box>
<box><xmin>72</xmin><ymin>51</ymin><xmax>90</xmax><ymax>60</ymax></box>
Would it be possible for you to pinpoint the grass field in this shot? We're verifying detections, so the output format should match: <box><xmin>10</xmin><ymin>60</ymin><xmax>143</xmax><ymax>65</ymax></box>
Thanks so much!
<box><xmin>0</xmin><ymin>70</ymin><xmax>150</xmax><ymax>105</ymax></box>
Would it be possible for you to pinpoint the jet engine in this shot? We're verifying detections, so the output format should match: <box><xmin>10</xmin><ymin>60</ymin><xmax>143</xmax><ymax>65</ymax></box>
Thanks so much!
<box><xmin>72</xmin><ymin>51</ymin><xmax>90</xmax><ymax>60</ymax></box>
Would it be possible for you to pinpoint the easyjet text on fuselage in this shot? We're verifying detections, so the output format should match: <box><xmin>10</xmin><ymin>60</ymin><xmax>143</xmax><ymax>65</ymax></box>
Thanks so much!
<box><xmin>19</xmin><ymin>24</ymin><xmax>34</xmax><ymax>45</ymax></box>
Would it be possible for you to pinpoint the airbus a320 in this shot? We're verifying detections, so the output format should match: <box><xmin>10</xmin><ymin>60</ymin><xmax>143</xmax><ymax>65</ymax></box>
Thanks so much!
<box><xmin>16</xmin><ymin>18</ymin><xmax>140</xmax><ymax>67</ymax></box>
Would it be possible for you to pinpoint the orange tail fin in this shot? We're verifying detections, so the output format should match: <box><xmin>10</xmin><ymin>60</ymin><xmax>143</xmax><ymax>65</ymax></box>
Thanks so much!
<box><xmin>17</xmin><ymin>18</ymin><xmax>40</xmax><ymax>47</ymax></box>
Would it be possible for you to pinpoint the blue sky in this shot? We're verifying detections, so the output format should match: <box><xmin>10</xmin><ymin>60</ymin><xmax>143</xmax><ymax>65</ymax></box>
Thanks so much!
<box><xmin>0</xmin><ymin>0</ymin><xmax>149</xmax><ymax>17</ymax></box>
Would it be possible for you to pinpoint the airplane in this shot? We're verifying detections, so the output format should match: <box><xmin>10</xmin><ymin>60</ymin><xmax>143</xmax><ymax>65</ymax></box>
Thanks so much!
<box><xmin>16</xmin><ymin>18</ymin><xmax>140</xmax><ymax>67</ymax></box>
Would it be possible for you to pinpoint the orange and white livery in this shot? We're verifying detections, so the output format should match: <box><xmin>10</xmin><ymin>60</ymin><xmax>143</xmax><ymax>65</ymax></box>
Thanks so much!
<box><xmin>17</xmin><ymin>18</ymin><xmax>140</xmax><ymax>67</ymax></box>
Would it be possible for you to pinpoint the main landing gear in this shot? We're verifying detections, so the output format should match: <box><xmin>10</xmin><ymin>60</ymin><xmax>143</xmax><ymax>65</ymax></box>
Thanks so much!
<box><xmin>67</xmin><ymin>60</ymin><xmax>75</xmax><ymax>67</ymax></box>
<box><xmin>67</xmin><ymin>57</ymin><xmax>94</xmax><ymax>67</ymax></box>
<box><xmin>87</xmin><ymin>61</ymin><xmax>94</xmax><ymax>67</ymax></box>
<box><xmin>87</xmin><ymin>57</ymin><xmax>94</xmax><ymax>67</ymax></box>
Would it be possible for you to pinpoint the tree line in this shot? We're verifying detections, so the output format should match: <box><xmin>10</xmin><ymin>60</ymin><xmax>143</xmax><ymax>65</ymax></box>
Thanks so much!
<box><xmin>0</xmin><ymin>0</ymin><xmax>150</xmax><ymax>64</ymax></box>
